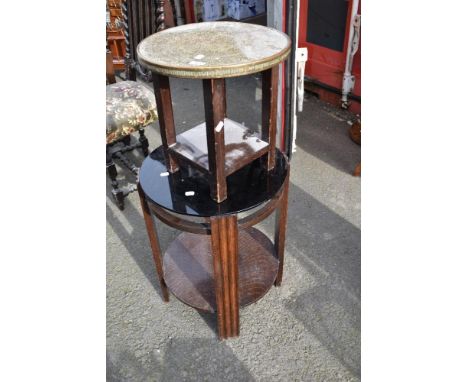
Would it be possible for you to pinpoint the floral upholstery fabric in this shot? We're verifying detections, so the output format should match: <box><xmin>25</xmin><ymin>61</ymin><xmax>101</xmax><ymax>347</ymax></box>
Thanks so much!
<box><xmin>106</xmin><ymin>81</ymin><xmax>158</xmax><ymax>144</ymax></box>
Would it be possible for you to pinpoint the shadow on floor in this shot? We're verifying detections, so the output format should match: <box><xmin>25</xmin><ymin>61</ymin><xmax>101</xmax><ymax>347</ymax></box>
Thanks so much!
<box><xmin>107</xmin><ymin>168</ymin><xmax>223</xmax><ymax>335</ymax></box>
<box><xmin>106</xmin><ymin>175</ymin><xmax>179</xmax><ymax>301</ymax></box>
<box><xmin>286</xmin><ymin>284</ymin><xmax>361</xmax><ymax>378</ymax></box>
<box><xmin>287</xmin><ymin>181</ymin><xmax>361</xmax><ymax>297</ymax></box>
<box><xmin>107</xmin><ymin>177</ymin><xmax>361</xmax><ymax>343</ymax></box>
<box><xmin>283</xmin><ymin>181</ymin><xmax>361</xmax><ymax>377</ymax></box>
<box><xmin>296</xmin><ymin>94</ymin><xmax>360</xmax><ymax>175</ymax></box>
<box><xmin>107</xmin><ymin>338</ymin><xmax>254</xmax><ymax>382</ymax></box>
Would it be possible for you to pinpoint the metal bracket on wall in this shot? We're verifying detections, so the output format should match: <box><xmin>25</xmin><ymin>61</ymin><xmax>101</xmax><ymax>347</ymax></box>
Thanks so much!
<box><xmin>341</xmin><ymin>7</ymin><xmax>361</xmax><ymax>109</ymax></box>
<box><xmin>296</xmin><ymin>47</ymin><xmax>308</xmax><ymax>113</ymax></box>
<box><xmin>290</xmin><ymin>47</ymin><xmax>308</xmax><ymax>154</ymax></box>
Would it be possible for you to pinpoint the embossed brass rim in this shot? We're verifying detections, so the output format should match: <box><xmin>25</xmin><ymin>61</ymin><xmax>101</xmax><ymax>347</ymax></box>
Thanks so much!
<box><xmin>138</xmin><ymin>48</ymin><xmax>291</xmax><ymax>78</ymax></box>
<box><xmin>136</xmin><ymin>22</ymin><xmax>292</xmax><ymax>79</ymax></box>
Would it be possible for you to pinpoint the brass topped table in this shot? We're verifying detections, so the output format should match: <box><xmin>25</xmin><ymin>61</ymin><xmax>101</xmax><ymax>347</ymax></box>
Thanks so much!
<box><xmin>137</xmin><ymin>22</ymin><xmax>291</xmax><ymax>202</ymax></box>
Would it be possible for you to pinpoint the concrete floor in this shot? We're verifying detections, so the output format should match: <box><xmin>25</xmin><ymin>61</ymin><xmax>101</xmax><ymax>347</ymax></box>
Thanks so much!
<box><xmin>107</xmin><ymin>74</ymin><xmax>361</xmax><ymax>381</ymax></box>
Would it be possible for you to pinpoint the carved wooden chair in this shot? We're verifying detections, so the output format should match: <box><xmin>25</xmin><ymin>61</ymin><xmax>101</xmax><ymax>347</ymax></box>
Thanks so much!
<box><xmin>121</xmin><ymin>0</ymin><xmax>170</xmax><ymax>82</ymax></box>
<box><xmin>106</xmin><ymin>0</ymin><xmax>169</xmax><ymax>210</ymax></box>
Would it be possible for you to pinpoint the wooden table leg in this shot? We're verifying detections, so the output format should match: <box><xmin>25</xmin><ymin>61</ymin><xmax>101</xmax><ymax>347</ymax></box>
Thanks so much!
<box><xmin>137</xmin><ymin>183</ymin><xmax>170</xmax><ymax>302</ymax></box>
<box><xmin>274</xmin><ymin>170</ymin><xmax>290</xmax><ymax>286</ymax></box>
<box><xmin>262</xmin><ymin>65</ymin><xmax>279</xmax><ymax>171</ymax></box>
<box><xmin>203</xmin><ymin>78</ymin><xmax>227</xmax><ymax>203</ymax></box>
<box><xmin>152</xmin><ymin>73</ymin><xmax>179</xmax><ymax>173</ymax></box>
<box><xmin>210</xmin><ymin>215</ymin><xmax>239</xmax><ymax>339</ymax></box>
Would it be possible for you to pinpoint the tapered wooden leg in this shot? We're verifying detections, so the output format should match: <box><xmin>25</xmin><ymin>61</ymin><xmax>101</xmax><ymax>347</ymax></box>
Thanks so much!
<box><xmin>262</xmin><ymin>65</ymin><xmax>279</xmax><ymax>171</ymax></box>
<box><xmin>203</xmin><ymin>78</ymin><xmax>227</xmax><ymax>203</ymax></box>
<box><xmin>274</xmin><ymin>170</ymin><xmax>290</xmax><ymax>286</ymax></box>
<box><xmin>152</xmin><ymin>73</ymin><xmax>179</xmax><ymax>173</ymax></box>
<box><xmin>210</xmin><ymin>215</ymin><xmax>239</xmax><ymax>339</ymax></box>
<box><xmin>137</xmin><ymin>183</ymin><xmax>170</xmax><ymax>302</ymax></box>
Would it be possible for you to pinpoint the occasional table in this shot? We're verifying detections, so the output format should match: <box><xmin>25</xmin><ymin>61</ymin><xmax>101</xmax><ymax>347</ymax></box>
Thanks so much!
<box><xmin>137</xmin><ymin>21</ymin><xmax>291</xmax><ymax>202</ymax></box>
<box><xmin>138</xmin><ymin>146</ymin><xmax>290</xmax><ymax>339</ymax></box>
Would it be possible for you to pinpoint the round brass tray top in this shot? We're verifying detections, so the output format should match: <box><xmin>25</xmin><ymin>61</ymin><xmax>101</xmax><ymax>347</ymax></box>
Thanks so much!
<box><xmin>137</xmin><ymin>21</ymin><xmax>291</xmax><ymax>79</ymax></box>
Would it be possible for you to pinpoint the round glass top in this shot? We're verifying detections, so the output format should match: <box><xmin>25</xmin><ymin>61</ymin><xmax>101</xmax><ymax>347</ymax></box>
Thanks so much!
<box><xmin>137</xmin><ymin>21</ymin><xmax>291</xmax><ymax>79</ymax></box>
<box><xmin>139</xmin><ymin>146</ymin><xmax>289</xmax><ymax>217</ymax></box>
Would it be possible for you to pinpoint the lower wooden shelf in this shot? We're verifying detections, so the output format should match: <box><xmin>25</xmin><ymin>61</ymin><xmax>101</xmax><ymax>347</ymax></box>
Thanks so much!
<box><xmin>163</xmin><ymin>227</ymin><xmax>279</xmax><ymax>313</ymax></box>
<box><xmin>169</xmin><ymin>118</ymin><xmax>269</xmax><ymax>177</ymax></box>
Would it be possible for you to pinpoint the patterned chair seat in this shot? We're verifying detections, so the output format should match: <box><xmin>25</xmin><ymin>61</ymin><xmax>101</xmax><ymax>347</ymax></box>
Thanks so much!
<box><xmin>106</xmin><ymin>81</ymin><xmax>158</xmax><ymax>144</ymax></box>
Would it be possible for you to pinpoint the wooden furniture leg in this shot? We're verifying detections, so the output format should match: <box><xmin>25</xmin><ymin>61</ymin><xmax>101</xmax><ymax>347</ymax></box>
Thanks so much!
<box><xmin>106</xmin><ymin>50</ymin><xmax>116</xmax><ymax>84</ymax></box>
<box><xmin>274</xmin><ymin>171</ymin><xmax>290</xmax><ymax>286</ymax></box>
<box><xmin>137</xmin><ymin>183</ymin><xmax>170</xmax><ymax>302</ymax></box>
<box><xmin>156</xmin><ymin>0</ymin><xmax>167</xmax><ymax>31</ymax></box>
<box><xmin>107</xmin><ymin>146</ymin><xmax>124</xmax><ymax>210</ymax></box>
<box><xmin>162</xmin><ymin>0</ymin><xmax>175</xmax><ymax>28</ymax></box>
<box><xmin>183</xmin><ymin>0</ymin><xmax>193</xmax><ymax>23</ymax></box>
<box><xmin>153</xmin><ymin>73</ymin><xmax>179</xmax><ymax>173</ymax></box>
<box><xmin>138</xmin><ymin>129</ymin><xmax>149</xmax><ymax>157</ymax></box>
<box><xmin>210</xmin><ymin>215</ymin><xmax>239</xmax><ymax>339</ymax></box>
<box><xmin>262</xmin><ymin>65</ymin><xmax>279</xmax><ymax>171</ymax></box>
<box><xmin>354</xmin><ymin>163</ymin><xmax>361</xmax><ymax>177</ymax></box>
<box><xmin>203</xmin><ymin>79</ymin><xmax>227</xmax><ymax>203</ymax></box>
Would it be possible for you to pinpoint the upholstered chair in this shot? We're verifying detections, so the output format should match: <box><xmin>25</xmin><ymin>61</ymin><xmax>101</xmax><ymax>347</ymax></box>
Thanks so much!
<box><xmin>106</xmin><ymin>0</ymin><xmax>169</xmax><ymax>209</ymax></box>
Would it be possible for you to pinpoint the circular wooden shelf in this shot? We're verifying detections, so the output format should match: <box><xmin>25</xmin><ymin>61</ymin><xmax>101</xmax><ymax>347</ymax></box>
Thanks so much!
<box><xmin>137</xmin><ymin>21</ymin><xmax>291</xmax><ymax>79</ymax></box>
<box><xmin>163</xmin><ymin>227</ymin><xmax>279</xmax><ymax>313</ymax></box>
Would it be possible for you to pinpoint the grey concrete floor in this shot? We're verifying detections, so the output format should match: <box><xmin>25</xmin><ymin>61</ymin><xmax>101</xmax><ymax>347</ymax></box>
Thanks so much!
<box><xmin>107</xmin><ymin>74</ymin><xmax>361</xmax><ymax>381</ymax></box>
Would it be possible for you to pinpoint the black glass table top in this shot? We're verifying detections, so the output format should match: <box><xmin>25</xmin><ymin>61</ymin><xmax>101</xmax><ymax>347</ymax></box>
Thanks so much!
<box><xmin>139</xmin><ymin>146</ymin><xmax>289</xmax><ymax>217</ymax></box>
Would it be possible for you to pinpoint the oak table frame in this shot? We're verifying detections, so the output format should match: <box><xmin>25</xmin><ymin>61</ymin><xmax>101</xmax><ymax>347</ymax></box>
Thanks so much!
<box><xmin>137</xmin><ymin>147</ymin><xmax>290</xmax><ymax>339</ymax></box>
